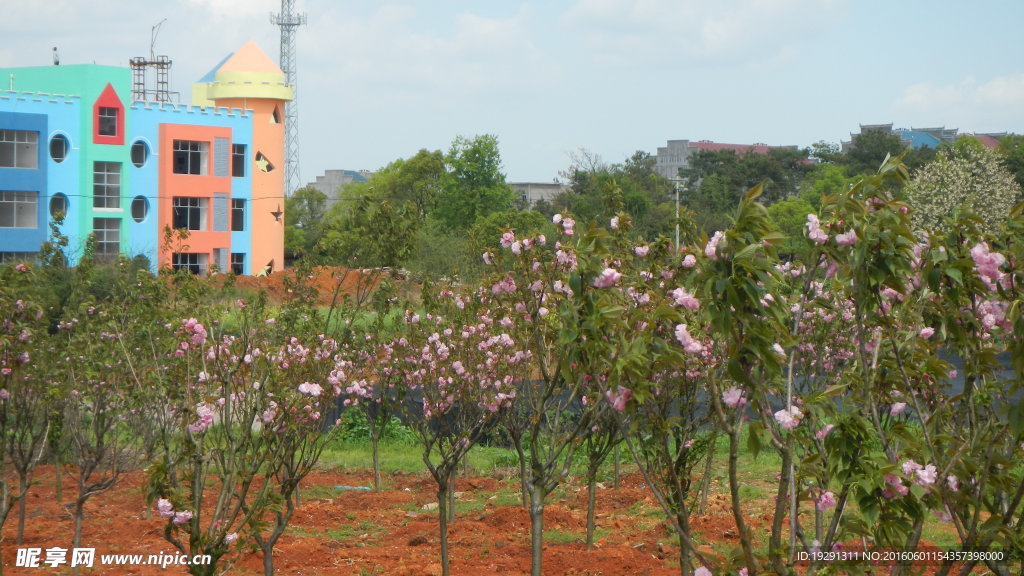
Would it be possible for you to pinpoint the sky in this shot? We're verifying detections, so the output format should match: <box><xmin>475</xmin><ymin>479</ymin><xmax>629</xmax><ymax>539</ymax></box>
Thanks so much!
<box><xmin>4</xmin><ymin>0</ymin><xmax>1024</xmax><ymax>185</ymax></box>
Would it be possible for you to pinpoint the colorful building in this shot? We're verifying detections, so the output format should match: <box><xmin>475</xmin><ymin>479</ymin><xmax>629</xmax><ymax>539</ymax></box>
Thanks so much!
<box><xmin>0</xmin><ymin>41</ymin><xmax>290</xmax><ymax>274</ymax></box>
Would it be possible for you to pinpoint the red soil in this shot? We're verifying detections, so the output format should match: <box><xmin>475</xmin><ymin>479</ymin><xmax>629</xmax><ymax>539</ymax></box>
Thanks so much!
<box><xmin>3</xmin><ymin>467</ymin><xmax>688</xmax><ymax>575</ymax></box>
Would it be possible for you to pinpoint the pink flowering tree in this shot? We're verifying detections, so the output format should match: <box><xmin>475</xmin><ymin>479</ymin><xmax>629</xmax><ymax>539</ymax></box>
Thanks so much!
<box><xmin>484</xmin><ymin>217</ymin><xmax>632</xmax><ymax>576</ymax></box>
<box><xmin>384</xmin><ymin>292</ymin><xmax>527</xmax><ymax>576</ymax></box>
<box><xmin>142</xmin><ymin>299</ymin><xmax>344</xmax><ymax>576</ymax></box>
<box><xmin>0</xmin><ymin>264</ymin><xmax>53</xmax><ymax>557</ymax></box>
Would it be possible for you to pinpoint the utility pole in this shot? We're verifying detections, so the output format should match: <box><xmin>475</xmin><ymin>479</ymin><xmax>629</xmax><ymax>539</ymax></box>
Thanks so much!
<box><xmin>271</xmin><ymin>0</ymin><xmax>306</xmax><ymax>195</ymax></box>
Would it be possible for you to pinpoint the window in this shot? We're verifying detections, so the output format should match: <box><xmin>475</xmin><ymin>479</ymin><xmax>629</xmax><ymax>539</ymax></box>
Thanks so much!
<box><xmin>49</xmin><ymin>193</ymin><xmax>68</xmax><ymax>217</ymax></box>
<box><xmin>131</xmin><ymin>141</ymin><xmax>149</xmax><ymax>167</ymax></box>
<box><xmin>230</xmin><ymin>253</ymin><xmax>245</xmax><ymax>275</ymax></box>
<box><xmin>131</xmin><ymin>196</ymin><xmax>149</xmax><ymax>223</ymax></box>
<box><xmin>0</xmin><ymin>252</ymin><xmax>37</xmax><ymax>264</ymax></box>
<box><xmin>0</xmin><ymin>130</ymin><xmax>38</xmax><ymax>169</ymax></box>
<box><xmin>173</xmin><ymin>140</ymin><xmax>208</xmax><ymax>175</ymax></box>
<box><xmin>231</xmin><ymin>199</ymin><xmax>245</xmax><ymax>231</ymax></box>
<box><xmin>93</xmin><ymin>162</ymin><xmax>121</xmax><ymax>209</ymax></box>
<box><xmin>172</xmin><ymin>253</ymin><xmax>206</xmax><ymax>275</ymax></box>
<box><xmin>0</xmin><ymin>191</ymin><xmax>38</xmax><ymax>228</ymax></box>
<box><xmin>50</xmin><ymin>134</ymin><xmax>69</xmax><ymax>163</ymax></box>
<box><xmin>93</xmin><ymin>218</ymin><xmax>120</xmax><ymax>260</ymax></box>
<box><xmin>232</xmin><ymin>144</ymin><xmax>246</xmax><ymax>177</ymax></box>
<box><xmin>172</xmin><ymin>197</ymin><xmax>207</xmax><ymax>231</ymax></box>
<box><xmin>98</xmin><ymin>107</ymin><xmax>118</xmax><ymax>137</ymax></box>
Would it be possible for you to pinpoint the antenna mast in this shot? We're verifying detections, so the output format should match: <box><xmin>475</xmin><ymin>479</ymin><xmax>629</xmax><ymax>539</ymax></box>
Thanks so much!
<box><xmin>271</xmin><ymin>0</ymin><xmax>306</xmax><ymax>195</ymax></box>
<box><xmin>130</xmin><ymin>18</ymin><xmax>178</xmax><ymax>104</ymax></box>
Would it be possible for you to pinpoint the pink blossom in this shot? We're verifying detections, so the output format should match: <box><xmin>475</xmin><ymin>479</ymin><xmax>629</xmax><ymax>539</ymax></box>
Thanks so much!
<box><xmin>915</xmin><ymin>464</ymin><xmax>938</xmax><ymax>486</ymax></box>
<box><xmin>884</xmin><ymin>474</ymin><xmax>909</xmax><ymax>498</ymax></box>
<box><xmin>919</xmin><ymin>327</ymin><xmax>935</xmax><ymax>339</ymax></box>
<box><xmin>694</xmin><ymin>567</ymin><xmax>712</xmax><ymax>576</ymax></box>
<box><xmin>682</xmin><ymin>254</ymin><xmax>697</xmax><ymax>268</ymax></box>
<box><xmin>500</xmin><ymin>231</ymin><xmax>516</xmax><ymax>248</ymax></box>
<box><xmin>510</xmin><ymin>241</ymin><xmax>522</xmax><ymax>255</ymax></box>
<box><xmin>605</xmin><ymin>386</ymin><xmax>632</xmax><ymax>411</ymax></box>
<box><xmin>805</xmin><ymin>214</ymin><xmax>829</xmax><ymax>244</ymax></box>
<box><xmin>774</xmin><ymin>406</ymin><xmax>803</xmax><ymax>430</ymax></box>
<box><xmin>815</xmin><ymin>424</ymin><xmax>834</xmax><ymax>440</ymax></box>
<box><xmin>670</xmin><ymin>288</ymin><xmax>700</xmax><ymax>310</ymax></box>
<box><xmin>634</xmin><ymin>245</ymin><xmax>649</xmax><ymax>258</ymax></box>
<box><xmin>890</xmin><ymin>402</ymin><xmax>907</xmax><ymax>416</ymax></box>
<box><xmin>173</xmin><ymin>510</ymin><xmax>193</xmax><ymax>525</ymax></box>
<box><xmin>902</xmin><ymin>460</ymin><xmax>922</xmax><ymax>476</ymax></box>
<box><xmin>674</xmin><ymin>324</ymin><xmax>704</xmax><ymax>354</ymax></box>
<box><xmin>722</xmin><ymin>386</ymin><xmax>745</xmax><ymax>409</ymax></box>
<box><xmin>552</xmin><ymin>214</ymin><xmax>563</xmax><ymax>224</ymax></box>
<box><xmin>610</xmin><ymin>216</ymin><xmax>620</xmax><ymax>229</ymax></box>
<box><xmin>593</xmin><ymin>268</ymin><xmax>622</xmax><ymax>289</ymax></box>
<box><xmin>188</xmin><ymin>404</ymin><xmax>216</xmax><ymax>434</ymax></box>
<box><xmin>970</xmin><ymin>242</ymin><xmax>1006</xmax><ymax>289</ymax></box>
<box><xmin>561</xmin><ymin>217</ymin><xmax>575</xmax><ymax>235</ymax></box>
<box><xmin>157</xmin><ymin>498</ymin><xmax>175</xmax><ymax>518</ymax></box>
<box><xmin>816</xmin><ymin>491</ymin><xmax>837</xmax><ymax>511</ymax></box>
<box><xmin>298</xmin><ymin>382</ymin><xmax>323</xmax><ymax>396</ymax></box>
<box><xmin>834</xmin><ymin>230</ymin><xmax>858</xmax><ymax>246</ymax></box>
<box><xmin>704</xmin><ymin>231</ymin><xmax>724</xmax><ymax>259</ymax></box>
<box><xmin>482</xmin><ymin>252</ymin><xmax>494</xmax><ymax>265</ymax></box>
<box><xmin>947</xmin><ymin>475</ymin><xmax>959</xmax><ymax>492</ymax></box>
<box><xmin>225</xmin><ymin>532</ymin><xmax>239</xmax><ymax>544</ymax></box>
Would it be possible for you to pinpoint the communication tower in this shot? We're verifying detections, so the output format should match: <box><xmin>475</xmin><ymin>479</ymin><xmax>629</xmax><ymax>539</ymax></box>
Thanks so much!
<box><xmin>271</xmin><ymin>0</ymin><xmax>306</xmax><ymax>195</ymax></box>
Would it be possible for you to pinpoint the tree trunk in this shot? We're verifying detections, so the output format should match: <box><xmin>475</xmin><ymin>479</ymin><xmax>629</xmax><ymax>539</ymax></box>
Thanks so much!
<box><xmin>770</xmin><ymin>449</ymin><xmax>792</xmax><ymax>576</ymax></box>
<box><xmin>371</xmin><ymin>432</ymin><xmax>382</xmax><ymax>491</ymax></box>
<box><xmin>71</xmin><ymin>500</ymin><xmax>85</xmax><ymax>576</ymax></box>
<box><xmin>16</xmin><ymin>474</ymin><xmax>27</xmax><ymax>544</ymax></box>
<box><xmin>262</xmin><ymin>544</ymin><xmax>275</xmax><ymax>576</ymax></box>
<box><xmin>528</xmin><ymin>484</ymin><xmax>546</xmax><ymax>576</ymax></box>
<box><xmin>728</xmin><ymin>428</ymin><xmax>757</xmax><ymax>573</ymax></box>
<box><xmin>438</xmin><ymin>481</ymin><xmax>452</xmax><ymax>576</ymax></box>
<box><xmin>613</xmin><ymin>444</ymin><xmax>620</xmax><ymax>489</ymax></box>
<box><xmin>585</xmin><ymin>471</ymin><xmax>597</xmax><ymax>550</ymax></box>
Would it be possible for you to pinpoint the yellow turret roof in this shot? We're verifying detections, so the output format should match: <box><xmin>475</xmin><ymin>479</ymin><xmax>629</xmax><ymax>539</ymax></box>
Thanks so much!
<box><xmin>192</xmin><ymin>41</ymin><xmax>292</xmax><ymax>106</ymax></box>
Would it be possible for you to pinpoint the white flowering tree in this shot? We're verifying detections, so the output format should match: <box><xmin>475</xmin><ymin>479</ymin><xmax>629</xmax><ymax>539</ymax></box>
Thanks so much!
<box><xmin>906</xmin><ymin>142</ymin><xmax>1023</xmax><ymax>236</ymax></box>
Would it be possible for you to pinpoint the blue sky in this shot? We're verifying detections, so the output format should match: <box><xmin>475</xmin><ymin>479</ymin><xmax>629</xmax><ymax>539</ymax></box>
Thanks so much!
<box><xmin>5</xmin><ymin>1</ymin><xmax>1024</xmax><ymax>185</ymax></box>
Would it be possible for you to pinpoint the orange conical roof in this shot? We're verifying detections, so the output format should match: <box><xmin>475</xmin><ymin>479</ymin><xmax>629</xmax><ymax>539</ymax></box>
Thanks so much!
<box><xmin>217</xmin><ymin>41</ymin><xmax>284</xmax><ymax>76</ymax></box>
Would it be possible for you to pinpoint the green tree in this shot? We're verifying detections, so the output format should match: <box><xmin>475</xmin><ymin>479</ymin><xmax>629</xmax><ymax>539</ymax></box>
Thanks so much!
<box><xmin>317</xmin><ymin>150</ymin><xmax>446</xmax><ymax>268</ymax></box>
<box><xmin>284</xmin><ymin>186</ymin><xmax>328</xmax><ymax>263</ymax></box>
<box><xmin>997</xmin><ymin>133</ymin><xmax>1024</xmax><ymax>189</ymax></box>
<box><xmin>433</xmin><ymin>134</ymin><xmax>516</xmax><ymax>231</ymax></box>
<box><xmin>767</xmin><ymin>195</ymin><xmax>816</xmax><ymax>259</ymax></box>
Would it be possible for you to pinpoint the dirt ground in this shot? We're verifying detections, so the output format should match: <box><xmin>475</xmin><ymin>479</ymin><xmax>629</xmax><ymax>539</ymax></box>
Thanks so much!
<box><xmin>3</xmin><ymin>466</ymin><xmax>717</xmax><ymax>575</ymax></box>
<box><xmin>213</xmin><ymin>266</ymin><xmax>415</xmax><ymax>308</ymax></box>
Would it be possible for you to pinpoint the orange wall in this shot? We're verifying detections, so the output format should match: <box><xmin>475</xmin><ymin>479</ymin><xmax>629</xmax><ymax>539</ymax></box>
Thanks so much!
<box><xmin>157</xmin><ymin>123</ymin><xmax>233</xmax><ymax>270</ymax></box>
<box><xmin>213</xmin><ymin>98</ymin><xmax>286</xmax><ymax>272</ymax></box>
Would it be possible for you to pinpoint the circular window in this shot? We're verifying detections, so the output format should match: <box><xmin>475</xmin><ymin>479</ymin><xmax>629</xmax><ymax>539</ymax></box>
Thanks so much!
<box><xmin>49</xmin><ymin>193</ymin><xmax>68</xmax><ymax>217</ymax></box>
<box><xmin>131</xmin><ymin>196</ymin><xmax>149</xmax><ymax>223</ymax></box>
<box><xmin>49</xmin><ymin>134</ymin><xmax>69</xmax><ymax>163</ymax></box>
<box><xmin>131</xmin><ymin>140</ymin><xmax>149</xmax><ymax>168</ymax></box>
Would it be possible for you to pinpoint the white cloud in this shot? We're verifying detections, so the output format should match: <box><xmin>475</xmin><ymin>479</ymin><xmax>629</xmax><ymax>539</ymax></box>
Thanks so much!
<box><xmin>563</xmin><ymin>0</ymin><xmax>845</xmax><ymax>68</ymax></box>
<box><xmin>895</xmin><ymin>74</ymin><xmax>1024</xmax><ymax>131</ymax></box>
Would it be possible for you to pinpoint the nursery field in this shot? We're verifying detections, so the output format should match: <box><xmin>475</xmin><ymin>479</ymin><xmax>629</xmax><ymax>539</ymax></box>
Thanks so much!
<box><xmin>4</xmin><ymin>463</ymin><xmax>740</xmax><ymax>576</ymax></box>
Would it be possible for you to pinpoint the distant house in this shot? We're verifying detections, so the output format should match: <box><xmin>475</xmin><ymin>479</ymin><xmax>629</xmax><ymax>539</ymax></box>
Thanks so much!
<box><xmin>304</xmin><ymin>169</ymin><xmax>372</xmax><ymax>210</ymax></box>
<box><xmin>842</xmin><ymin>124</ymin><xmax>960</xmax><ymax>152</ymax></box>
<box><xmin>654</xmin><ymin>139</ymin><xmax>800</xmax><ymax>181</ymax></box>
<box><xmin>509</xmin><ymin>182</ymin><xmax>568</xmax><ymax>208</ymax></box>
